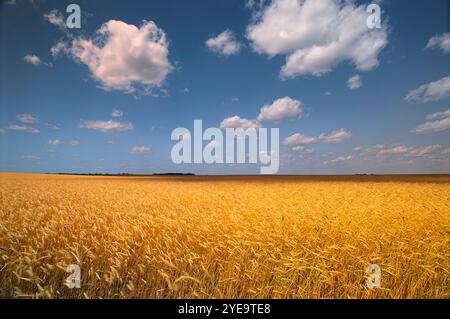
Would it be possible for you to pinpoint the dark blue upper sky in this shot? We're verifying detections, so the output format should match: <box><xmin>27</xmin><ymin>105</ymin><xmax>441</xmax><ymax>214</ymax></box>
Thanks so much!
<box><xmin>1</xmin><ymin>0</ymin><xmax>449</xmax><ymax>174</ymax></box>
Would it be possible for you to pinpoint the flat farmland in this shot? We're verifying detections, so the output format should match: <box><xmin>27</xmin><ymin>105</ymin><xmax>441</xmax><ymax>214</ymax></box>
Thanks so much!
<box><xmin>0</xmin><ymin>173</ymin><xmax>449</xmax><ymax>298</ymax></box>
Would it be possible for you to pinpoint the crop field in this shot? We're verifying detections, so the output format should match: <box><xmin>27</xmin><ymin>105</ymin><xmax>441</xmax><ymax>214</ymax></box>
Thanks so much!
<box><xmin>0</xmin><ymin>173</ymin><xmax>449</xmax><ymax>299</ymax></box>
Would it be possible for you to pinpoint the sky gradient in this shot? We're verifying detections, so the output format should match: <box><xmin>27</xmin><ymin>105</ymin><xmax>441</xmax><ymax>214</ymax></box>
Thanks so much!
<box><xmin>1</xmin><ymin>0</ymin><xmax>449</xmax><ymax>174</ymax></box>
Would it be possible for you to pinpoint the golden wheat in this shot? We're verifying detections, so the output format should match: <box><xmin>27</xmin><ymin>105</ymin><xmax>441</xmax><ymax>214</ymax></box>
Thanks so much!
<box><xmin>0</xmin><ymin>173</ymin><xmax>449</xmax><ymax>298</ymax></box>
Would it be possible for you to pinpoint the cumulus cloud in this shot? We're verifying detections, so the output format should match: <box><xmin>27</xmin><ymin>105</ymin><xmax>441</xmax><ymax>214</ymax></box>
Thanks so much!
<box><xmin>411</xmin><ymin>107</ymin><xmax>450</xmax><ymax>133</ymax></box>
<box><xmin>48</xmin><ymin>139</ymin><xmax>80</xmax><ymax>146</ymax></box>
<box><xmin>129</xmin><ymin>145</ymin><xmax>151</xmax><ymax>155</ymax></box>
<box><xmin>246</xmin><ymin>0</ymin><xmax>388</xmax><ymax>78</ymax></box>
<box><xmin>111</xmin><ymin>109</ymin><xmax>123</xmax><ymax>117</ymax></box>
<box><xmin>7</xmin><ymin>124</ymin><xmax>40</xmax><ymax>133</ymax></box>
<box><xmin>44</xmin><ymin>9</ymin><xmax>66</xmax><ymax>29</ymax></box>
<box><xmin>79</xmin><ymin>120</ymin><xmax>133</xmax><ymax>133</ymax></box>
<box><xmin>17</xmin><ymin>114</ymin><xmax>39</xmax><ymax>124</ymax></box>
<box><xmin>219</xmin><ymin>116</ymin><xmax>261</xmax><ymax>129</ymax></box>
<box><xmin>283</xmin><ymin>133</ymin><xmax>317</xmax><ymax>145</ymax></box>
<box><xmin>206</xmin><ymin>29</ymin><xmax>241</xmax><ymax>56</ymax></box>
<box><xmin>284</xmin><ymin>128</ymin><xmax>352</xmax><ymax>145</ymax></box>
<box><xmin>347</xmin><ymin>75</ymin><xmax>362</xmax><ymax>89</ymax></box>
<box><xmin>51</xmin><ymin>41</ymin><xmax>70</xmax><ymax>57</ymax></box>
<box><xmin>257</xmin><ymin>96</ymin><xmax>302</xmax><ymax>121</ymax></box>
<box><xmin>24</xmin><ymin>54</ymin><xmax>52</xmax><ymax>67</ymax></box>
<box><xmin>405</xmin><ymin>76</ymin><xmax>450</xmax><ymax>103</ymax></box>
<box><xmin>318</xmin><ymin>128</ymin><xmax>352</xmax><ymax>143</ymax></box>
<box><xmin>64</xmin><ymin>20</ymin><xmax>173</xmax><ymax>93</ymax></box>
<box><xmin>426</xmin><ymin>33</ymin><xmax>450</xmax><ymax>54</ymax></box>
<box><xmin>24</xmin><ymin>54</ymin><xmax>41</xmax><ymax>66</ymax></box>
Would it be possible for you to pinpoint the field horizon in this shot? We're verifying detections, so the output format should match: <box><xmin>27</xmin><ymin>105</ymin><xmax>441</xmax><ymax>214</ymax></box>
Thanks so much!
<box><xmin>1</xmin><ymin>173</ymin><xmax>448</xmax><ymax>299</ymax></box>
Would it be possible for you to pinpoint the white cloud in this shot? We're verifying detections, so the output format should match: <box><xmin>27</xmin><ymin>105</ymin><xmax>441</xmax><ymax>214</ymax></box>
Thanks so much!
<box><xmin>283</xmin><ymin>133</ymin><xmax>317</xmax><ymax>145</ymax></box>
<box><xmin>68</xmin><ymin>20</ymin><xmax>173</xmax><ymax>93</ymax></box>
<box><xmin>45</xmin><ymin>123</ymin><xmax>61</xmax><ymax>130</ymax></box>
<box><xmin>111</xmin><ymin>109</ymin><xmax>123</xmax><ymax>117</ymax></box>
<box><xmin>79</xmin><ymin>119</ymin><xmax>133</xmax><ymax>133</ymax></box>
<box><xmin>24</xmin><ymin>54</ymin><xmax>41</xmax><ymax>66</ymax></box>
<box><xmin>206</xmin><ymin>29</ymin><xmax>241</xmax><ymax>56</ymax></box>
<box><xmin>24</xmin><ymin>54</ymin><xmax>52</xmax><ymax>67</ymax></box>
<box><xmin>318</xmin><ymin>128</ymin><xmax>352</xmax><ymax>143</ymax></box>
<box><xmin>219</xmin><ymin>116</ymin><xmax>261</xmax><ymax>129</ymax></box>
<box><xmin>411</xmin><ymin>117</ymin><xmax>450</xmax><ymax>134</ymax></box>
<box><xmin>48</xmin><ymin>139</ymin><xmax>79</xmax><ymax>146</ymax></box>
<box><xmin>405</xmin><ymin>76</ymin><xmax>450</xmax><ymax>103</ymax></box>
<box><xmin>22</xmin><ymin>155</ymin><xmax>40</xmax><ymax>160</ymax></box>
<box><xmin>291</xmin><ymin>145</ymin><xmax>314</xmax><ymax>155</ymax></box>
<box><xmin>246</xmin><ymin>0</ymin><xmax>388</xmax><ymax>78</ymax></box>
<box><xmin>377</xmin><ymin>146</ymin><xmax>409</xmax><ymax>155</ymax></box>
<box><xmin>245</xmin><ymin>0</ymin><xmax>266</xmax><ymax>10</ymax></box>
<box><xmin>328</xmin><ymin>155</ymin><xmax>353</xmax><ymax>163</ymax></box>
<box><xmin>284</xmin><ymin>128</ymin><xmax>352</xmax><ymax>146</ymax></box>
<box><xmin>411</xmin><ymin>107</ymin><xmax>450</xmax><ymax>134</ymax></box>
<box><xmin>408</xmin><ymin>145</ymin><xmax>442</xmax><ymax>157</ymax></box>
<box><xmin>324</xmin><ymin>91</ymin><xmax>332</xmax><ymax>96</ymax></box>
<box><xmin>425</xmin><ymin>108</ymin><xmax>450</xmax><ymax>120</ymax></box>
<box><xmin>359</xmin><ymin>144</ymin><xmax>446</xmax><ymax>160</ymax></box>
<box><xmin>17</xmin><ymin>114</ymin><xmax>39</xmax><ymax>124</ymax></box>
<box><xmin>426</xmin><ymin>33</ymin><xmax>450</xmax><ymax>54</ymax></box>
<box><xmin>7</xmin><ymin>124</ymin><xmax>39</xmax><ymax>133</ymax></box>
<box><xmin>107</xmin><ymin>140</ymin><xmax>118</xmax><ymax>144</ymax></box>
<box><xmin>129</xmin><ymin>145</ymin><xmax>151</xmax><ymax>155</ymax></box>
<box><xmin>257</xmin><ymin>96</ymin><xmax>302</xmax><ymax>121</ymax></box>
<box><xmin>347</xmin><ymin>75</ymin><xmax>362</xmax><ymax>90</ymax></box>
<box><xmin>44</xmin><ymin>9</ymin><xmax>66</xmax><ymax>29</ymax></box>
<box><xmin>51</xmin><ymin>41</ymin><xmax>70</xmax><ymax>57</ymax></box>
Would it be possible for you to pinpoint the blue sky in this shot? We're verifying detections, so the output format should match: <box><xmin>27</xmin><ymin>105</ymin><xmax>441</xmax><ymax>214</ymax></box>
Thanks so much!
<box><xmin>1</xmin><ymin>0</ymin><xmax>449</xmax><ymax>174</ymax></box>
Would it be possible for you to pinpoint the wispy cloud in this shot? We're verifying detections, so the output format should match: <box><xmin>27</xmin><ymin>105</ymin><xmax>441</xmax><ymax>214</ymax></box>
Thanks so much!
<box><xmin>426</xmin><ymin>33</ymin><xmax>450</xmax><ymax>54</ymax></box>
<box><xmin>17</xmin><ymin>114</ymin><xmax>39</xmax><ymax>124</ymax></box>
<box><xmin>284</xmin><ymin>128</ymin><xmax>352</xmax><ymax>146</ymax></box>
<box><xmin>347</xmin><ymin>75</ymin><xmax>362</xmax><ymax>90</ymax></box>
<box><xmin>111</xmin><ymin>109</ymin><xmax>123</xmax><ymax>118</ymax></box>
<box><xmin>411</xmin><ymin>107</ymin><xmax>450</xmax><ymax>133</ymax></box>
<box><xmin>24</xmin><ymin>54</ymin><xmax>52</xmax><ymax>67</ymax></box>
<box><xmin>405</xmin><ymin>76</ymin><xmax>450</xmax><ymax>103</ymax></box>
<box><xmin>7</xmin><ymin>124</ymin><xmax>40</xmax><ymax>133</ymax></box>
<box><xmin>22</xmin><ymin>155</ymin><xmax>40</xmax><ymax>160</ymax></box>
<box><xmin>79</xmin><ymin>120</ymin><xmax>133</xmax><ymax>133</ymax></box>
<box><xmin>48</xmin><ymin>139</ymin><xmax>80</xmax><ymax>146</ymax></box>
<box><xmin>129</xmin><ymin>145</ymin><xmax>151</xmax><ymax>155</ymax></box>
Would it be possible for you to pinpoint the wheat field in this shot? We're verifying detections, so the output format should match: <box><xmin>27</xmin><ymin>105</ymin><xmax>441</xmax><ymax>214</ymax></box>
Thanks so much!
<box><xmin>0</xmin><ymin>173</ymin><xmax>449</xmax><ymax>298</ymax></box>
